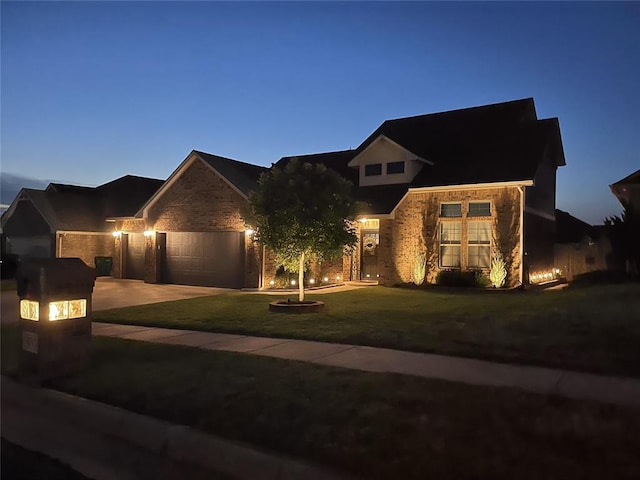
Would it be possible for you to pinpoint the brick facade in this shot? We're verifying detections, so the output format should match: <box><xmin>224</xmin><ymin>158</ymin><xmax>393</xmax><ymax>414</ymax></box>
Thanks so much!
<box><xmin>57</xmin><ymin>233</ymin><xmax>114</xmax><ymax>269</ymax></box>
<box><xmin>378</xmin><ymin>187</ymin><xmax>523</xmax><ymax>287</ymax></box>
<box><xmin>112</xmin><ymin>158</ymin><xmax>259</xmax><ymax>288</ymax></box>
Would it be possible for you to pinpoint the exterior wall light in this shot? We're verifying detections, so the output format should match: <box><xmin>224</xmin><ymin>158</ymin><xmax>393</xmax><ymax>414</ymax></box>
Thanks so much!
<box><xmin>335</xmin><ymin>275</ymin><xmax>341</xmax><ymax>281</ymax></box>
<box><xmin>143</xmin><ymin>230</ymin><xmax>154</xmax><ymax>237</ymax></box>
<box><xmin>112</xmin><ymin>231</ymin><xmax>122</xmax><ymax>237</ymax></box>
<box><xmin>20</xmin><ymin>299</ymin><xmax>88</xmax><ymax>322</ymax></box>
<box><xmin>323</xmin><ymin>276</ymin><xmax>329</xmax><ymax>282</ymax></box>
<box><xmin>245</xmin><ymin>229</ymin><xmax>254</xmax><ymax>236</ymax></box>
<box><xmin>269</xmin><ymin>280</ymin><xmax>275</xmax><ymax>286</ymax></box>
<box><xmin>290</xmin><ymin>279</ymin><xmax>296</xmax><ymax>286</ymax></box>
<box><xmin>309</xmin><ymin>278</ymin><xmax>315</xmax><ymax>284</ymax></box>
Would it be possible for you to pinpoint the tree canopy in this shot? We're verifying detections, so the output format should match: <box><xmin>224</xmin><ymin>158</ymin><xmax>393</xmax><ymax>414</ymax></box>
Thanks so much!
<box><xmin>248</xmin><ymin>159</ymin><xmax>359</xmax><ymax>301</ymax></box>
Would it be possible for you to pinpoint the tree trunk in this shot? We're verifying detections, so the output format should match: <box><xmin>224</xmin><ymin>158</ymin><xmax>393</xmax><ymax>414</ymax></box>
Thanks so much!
<box><xmin>298</xmin><ymin>251</ymin><xmax>305</xmax><ymax>302</ymax></box>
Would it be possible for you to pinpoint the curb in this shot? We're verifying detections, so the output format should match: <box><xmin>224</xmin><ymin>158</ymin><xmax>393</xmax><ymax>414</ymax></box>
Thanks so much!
<box><xmin>1</xmin><ymin>375</ymin><xmax>353</xmax><ymax>480</ymax></box>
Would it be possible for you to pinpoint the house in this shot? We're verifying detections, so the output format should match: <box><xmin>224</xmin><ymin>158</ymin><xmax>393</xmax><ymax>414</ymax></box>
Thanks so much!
<box><xmin>109</xmin><ymin>97</ymin><xmax>565</xmax><ymax>288</ymax></box>
<box><xmin>610</xmin><ymin>169</ymin><xmax>640</xmax><ymax>212</ymax></box>
<box><xmin>1</xmin><ymin>176</ymin><xmax>164</xmax><ymax>270</ymax></box>
<box><xmin>554</xmin><ymin>209</ymin><xmax>613</xmax><ymax>281</ymax></box>
<box><xmin>609</xmin><ymin>169</ymin><xmax>640</xmax><ymax>276</ymax></box>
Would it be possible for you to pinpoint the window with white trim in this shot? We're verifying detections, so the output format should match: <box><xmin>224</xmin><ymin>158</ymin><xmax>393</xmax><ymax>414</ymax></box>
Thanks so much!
<box><xmin>440</xmin><ymin>203</ymin><xmax>462</xmax><ymax>218</ymax></box>
<box><xmin>467</xmin><ymin>221</ymin><xmax>491</xmax><ymax>268</ymax></box>
<box><xmin>439</xmin><ymin>222</ymin><xmax>461</xmax><ymax>267</ymax></box>
<box><xmin>469</xmin><ymin>201</ymin><xmax>491</xmax><ymax>217</ymax></box>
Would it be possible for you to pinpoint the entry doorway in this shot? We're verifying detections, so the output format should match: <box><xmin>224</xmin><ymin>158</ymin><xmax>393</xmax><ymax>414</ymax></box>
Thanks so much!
<box><xmin>360</xmin><ymin>230</ymin><xmax>379</xmax><ymax>280</ymax></box>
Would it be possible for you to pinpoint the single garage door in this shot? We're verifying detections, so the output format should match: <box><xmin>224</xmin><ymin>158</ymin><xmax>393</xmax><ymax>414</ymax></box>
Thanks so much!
<box><xmin>164</xmin><ymin>232</ymin><xmax>244</xmax><ymax>288</ymax></box>
<box><xmin>125</xmin><ymin>233</ymin><xmax>145</xmax><ymax>280</ymax></box>
<box><xmin>6</xmin><ymin>235</ymin><xmax>52</xmax><ymax>258</ymax></box>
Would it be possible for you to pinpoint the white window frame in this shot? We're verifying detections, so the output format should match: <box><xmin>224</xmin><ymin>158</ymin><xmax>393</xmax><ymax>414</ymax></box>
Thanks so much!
<box><xmin>440</xmin><ymin>202</ymin><xmax>462</xmax><ymax>218</ymax></box>
<box><xmin>439</xmin><ymin>221</ymin><xmax>462</xmax><ymax>268</ymax></box>
<box><xmin>468</xmin><ymin>200</ymin><xmax>492</xmax><ymax>218</ymax></box>
<box><xmin>467</xmin><ymin>221</ymin><xmax>491</xmax><ymax>269</ymax></box>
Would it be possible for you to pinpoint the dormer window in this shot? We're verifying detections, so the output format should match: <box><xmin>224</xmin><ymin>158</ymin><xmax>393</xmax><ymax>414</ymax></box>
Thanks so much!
<box><xmin>386</xmin><ymin>161</ymin><xmax>405</xmax><ymax>174</ymax></box>
<box><xmin>364</xmin><ymin>164</ymin><xmax>382</xmax><ymax>176</ymax></box>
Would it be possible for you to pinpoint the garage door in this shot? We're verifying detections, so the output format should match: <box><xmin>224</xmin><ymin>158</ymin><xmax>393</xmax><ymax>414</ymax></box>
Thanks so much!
<box><xmin>125</xmin><ymin>233</ymin><xmax>145</xmax><ymax>280</ymax></box>
<box><xmin>6</xmin><ymin>235</ymin><xmax>52</xmax><ymax>258</ymax></box>
<box><xmin>164</xmin><ymin>232</ymin><xmax>244</xmax><ymax>288</ymax></box>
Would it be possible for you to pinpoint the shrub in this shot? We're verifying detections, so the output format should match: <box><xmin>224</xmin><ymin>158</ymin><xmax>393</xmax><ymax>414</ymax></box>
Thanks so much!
<box><xmin>436</xmin><ymin>270</ymin><xmax>490</xmax><ymax>288</ymax></box>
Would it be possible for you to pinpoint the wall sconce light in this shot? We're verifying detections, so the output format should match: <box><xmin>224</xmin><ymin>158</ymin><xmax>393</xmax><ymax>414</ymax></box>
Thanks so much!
<box><xmin>309</xmin><ymin>278</ymin><xmax>315</xmax><ymax>284</ymax></box>
<box><xmin>112</xmin><ymin>231</ymin><xmax>122</xmax><ymax>237</ymax></box>
<box><xmin>323</xmin><ymin>276</ymin><xmax>329</xmax><ymax>282</ymax></box>
<box><xmin>143</xmin><ymin>230</ymin><xmax>154</xmax><ymax>237</ymax></box>
<box><xmin>245</xmin><ymin>229</ymin><xmax>254</xmax><ymax>236</ymax></box>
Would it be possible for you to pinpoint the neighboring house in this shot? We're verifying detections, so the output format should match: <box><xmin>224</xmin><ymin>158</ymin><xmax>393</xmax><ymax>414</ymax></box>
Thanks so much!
<box><xmin>109</xmin><ymin>97</ymin><xmax>565</xmax><ymax>288</ymax></box>
<box><xmin>554</xmin><ymin>209</ymin><xmax>613</xmax><ymax>281</ymax></box>
<box><xmin>610</xmin><ymin>169</ymin><xmax>640</xmax><ymax>212</ymax></box>
<box><xmin>609</xmin><ymin>169</ymin><xmax>640</xmax><ymax>276</ymax></box>
<box><xmin>1</xmin><ymin>176</ymin><xmax>163</xmax><ymax>269</ymax></box>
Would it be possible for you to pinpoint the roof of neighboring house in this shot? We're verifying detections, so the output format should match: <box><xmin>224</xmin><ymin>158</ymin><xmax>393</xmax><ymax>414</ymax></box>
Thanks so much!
<box><xmin>2</xmin><ymin>175</ymin><xmax>164</xmax><ymax>232</ymax></box>
<box><xmin>555</xmin><ymin>209</ymin><xmax>595</xmax><ymax>243</ymax></box>
<box><xmin>611</xmin><ymin>169</ymin><xmax>640</xmax><ymax>187</ymax></box>
<box><xmin>195</xmin><ymin>150</ymin><xmax>268</xmax><ymax>197</ymax></box>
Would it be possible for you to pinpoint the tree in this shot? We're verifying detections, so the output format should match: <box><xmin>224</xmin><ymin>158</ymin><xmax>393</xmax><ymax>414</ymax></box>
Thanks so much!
<box><xmin>248</xmin><ymin>159</ymin><xmax>359</xmax><ymax>301</ymax></box>
<box><xmin>605</xmin><ymin>204</ymin><xmax>640</xmax><ymax>278</ymax></box>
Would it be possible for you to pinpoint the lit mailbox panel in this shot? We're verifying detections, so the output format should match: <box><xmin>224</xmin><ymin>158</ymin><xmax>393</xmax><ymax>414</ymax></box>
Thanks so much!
<box><xmin>16</xmin><ymin>258</ymin><xmax>95</xmax><ymax>380</ymax></box>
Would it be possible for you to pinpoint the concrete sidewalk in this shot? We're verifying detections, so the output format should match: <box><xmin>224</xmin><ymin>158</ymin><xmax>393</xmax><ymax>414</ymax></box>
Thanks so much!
<box><xmin>93</xmin><ymin>322</ymin><xmax>640</xmax><ymax>408</ymax></box>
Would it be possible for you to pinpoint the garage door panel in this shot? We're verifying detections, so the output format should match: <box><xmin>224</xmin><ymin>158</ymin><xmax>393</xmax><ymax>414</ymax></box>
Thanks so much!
<box><xmin>164</xmin><ymin>232</ymin><xmax>244</xmax><ymax>288</ymax></box>
<box><xmin>125</xmin><ymin>233</ymin><xmax>145</xmax><ymax>280</ymax></box>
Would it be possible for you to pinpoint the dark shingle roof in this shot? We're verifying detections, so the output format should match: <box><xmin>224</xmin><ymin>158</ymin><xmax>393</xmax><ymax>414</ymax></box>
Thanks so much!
<box><xmin>5</xmin><ymin>175</ymin><xmax>164</xmax><ymax>232</ymax></box>
<box><xmin>273</xmin><ymin>99</ymin><xmax>565</xmax><ymax>214</ymax></box>
<box><xmin>275</xmin><ymin>150</ymin><xmax>358</xmax><ymax>185</ymax></box>
<box><xmin>97</xmin><ymin>175</ymin><xmax>164</xmax><ymax>218</ymax></box>
<box><xmin>555</xmin><ymin>209</ymin><xmax>594</xmax><ymax>243</ymax></box>
<box><xmin>611</xmin><ymin>169</ymin><xmax>640</xmax><ymax>186</ymax></box>
<box><xmin>195</xmin><ymin>151</ymin><xmax>268</xmax><ymax>197</ymax></box>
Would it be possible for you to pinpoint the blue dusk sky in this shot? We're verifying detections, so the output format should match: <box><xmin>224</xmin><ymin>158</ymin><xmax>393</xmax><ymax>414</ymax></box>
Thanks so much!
<box><xmin>1</xmin><ymin>1</ymin><xmax>639</xmax><ymax>224</ymax></box>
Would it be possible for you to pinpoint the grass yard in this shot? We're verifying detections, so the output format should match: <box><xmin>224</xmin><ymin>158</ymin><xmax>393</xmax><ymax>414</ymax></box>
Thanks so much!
<box><xmin>94</xmin><ymin>283</ymin><xmax>640</xmax><ymax>377</ymax></box>
<box><xmin>1</xmin><ymin>326</ymin><xmax>639</xmax><ymax>480</ymax></box>
<box><xmin>0</xmin><ymin>279</ymin><xmax>17</xmax><ymax>292</ymax></box>
<box><xmin>1</xmin><ymin>438</ymin><xmax>90</xmax><ymax>480</ymax></box>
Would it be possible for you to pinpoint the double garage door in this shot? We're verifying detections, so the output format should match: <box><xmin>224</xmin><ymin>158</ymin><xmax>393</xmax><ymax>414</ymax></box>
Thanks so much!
<box><xmin>163</xmin><ymin>232</ymin><xmax>244</xmax><ymax>288</ymax></box>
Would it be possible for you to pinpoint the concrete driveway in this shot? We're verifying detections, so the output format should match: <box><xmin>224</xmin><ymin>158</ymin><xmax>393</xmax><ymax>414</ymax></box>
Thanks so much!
<box><xmin>1</xmin><ymin>277</ymin><xmax>233</xmax><ymax>326</ymax></box>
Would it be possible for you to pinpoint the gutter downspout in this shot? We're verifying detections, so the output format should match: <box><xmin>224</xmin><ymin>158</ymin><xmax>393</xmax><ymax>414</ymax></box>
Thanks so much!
<box><xmin>517</xmin><ymin>186</ymin><xmax>525</xmax><ymax>286</ymax></box>
<box><xmin>57</xmin><ymin>232</ymin><xmax>63</xmax><ymax>258</ymax></box>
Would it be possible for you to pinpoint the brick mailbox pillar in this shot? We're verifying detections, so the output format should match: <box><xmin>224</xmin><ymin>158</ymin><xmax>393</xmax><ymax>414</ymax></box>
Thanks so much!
<box><xmin>16</xmin><ymin>258</ymin><xmax>96</xmax><ymax>380</ymax></box>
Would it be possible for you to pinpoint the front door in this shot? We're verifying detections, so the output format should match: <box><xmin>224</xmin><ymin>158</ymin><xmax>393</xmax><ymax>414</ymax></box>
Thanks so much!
<box><xmin>360</xmin><ymin>230</ymin><xmax>379</xmax><ymax>280</ymax></box>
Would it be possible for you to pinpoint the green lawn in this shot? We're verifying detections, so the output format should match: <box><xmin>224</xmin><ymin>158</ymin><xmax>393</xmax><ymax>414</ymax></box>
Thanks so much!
<box><xmin>94</xmin><ymin>283</ymin><xmax>640</xmax><ymax>377</ymax></box>
<box><xmin>1</xmin><ymin>279</ymin><xmax>17</xmax><ymax>292</ymax></box>
<box><xmin>2</xmin><ymin>326</ymin><xmax>639</xmax><ymax>480</ymax></box>
<box><xmin>1</xmin><ymin>438</ymin><xmax>90</xmax><ymax>480</ymax></box>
